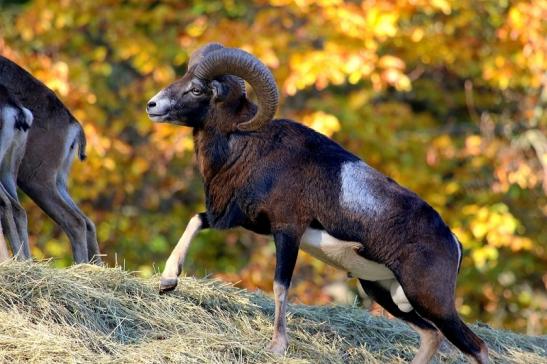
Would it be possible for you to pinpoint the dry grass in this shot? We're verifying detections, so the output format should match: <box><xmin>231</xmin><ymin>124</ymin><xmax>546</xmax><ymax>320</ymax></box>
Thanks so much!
<box><xmin>0</xmin><ymin>260</ymin><xmax>544</xmax><ymax>363</ymax></box>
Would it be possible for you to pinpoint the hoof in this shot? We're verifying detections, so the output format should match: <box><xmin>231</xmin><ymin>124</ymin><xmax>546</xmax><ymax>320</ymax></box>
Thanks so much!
<box><xmin>159</xmin><ymin>277</ymin><xmax>178</xmax><ymax>294</ymax></box>
<box><xmin>268</xmin><ymin>339</ymin><xmax>288</xmax><ymax>355</ymax></box>
<box><xmin>89</xmin><ymin>255</ymin><xmax>104</xmax><ymax>265</ymax></box>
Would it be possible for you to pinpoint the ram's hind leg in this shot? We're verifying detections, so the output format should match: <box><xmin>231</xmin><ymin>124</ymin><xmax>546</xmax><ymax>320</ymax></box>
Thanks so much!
<box><xmin>396</xmin><ymin>249</ymin><xmax>488</xmax><ymax>364</ymax></box>
<box><xmin>269</xmin><ymin>229</ymin><xmax>302</xmax><ymax>354</ymax></box>
<box><xmin>359</xmin><ymin>280</ymin><xmax>443</xmax><ymax>364</ymax></box>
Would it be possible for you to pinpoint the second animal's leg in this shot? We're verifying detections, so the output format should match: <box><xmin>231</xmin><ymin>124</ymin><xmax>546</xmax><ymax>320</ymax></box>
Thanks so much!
<box><xmin>359</xmin><ymin>279</ymin><xmax>443</xmax><ymax>364</ymax></box>
<box><xmin>4</xmin><ymin>194</ymin><xmax>29</xmax><ymax>258</ymax></box>
<box><xmin>1</xmin><ymin>177</ymin><xmax>30</xmax><ymax>259</ymax></box>
<box><xmin>0</xmin><ymin>185</ymin><xmax>23</xmax><ymax>258</ymax></box>
<box><xmin>159</xmin><ymin>213</ymin><xmax>208</xmax><ymax>293</ymax></box>
<box><xmin>19</xmin><ymin>181</ymin><xmax>88</xmax><ymax>263</ymax></box>
<box><xmin>58</xmin><ymin>183</ymin><xmax>101</xmax><ymax>263</ymax></box>
<box><xmin>269</xmin><ymin>230</ymin><xmax>301</xmax><ymax>354</ymax></box>
<box><xmin>0</xmin><ymin>220</ymin><xmax>10</xmax><ymax>262</ymax></box>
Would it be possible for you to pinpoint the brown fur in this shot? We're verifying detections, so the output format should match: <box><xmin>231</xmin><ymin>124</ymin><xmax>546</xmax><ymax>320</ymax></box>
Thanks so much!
<box><xmin>0</xmin><ymin>56</ymin><xmax>100</xmax><ymax>263</ymax></box>
<box><xmin>149</xmin><ymin>51</ymin><xmax>488</xmax><ymax>363</ymax></box>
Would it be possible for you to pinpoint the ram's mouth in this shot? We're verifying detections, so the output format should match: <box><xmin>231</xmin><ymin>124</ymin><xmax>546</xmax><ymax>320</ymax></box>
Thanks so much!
<box><xmin>147</xmin><ymin>112</ymin><xmax>170</xmax><ymax>122</ymax></box>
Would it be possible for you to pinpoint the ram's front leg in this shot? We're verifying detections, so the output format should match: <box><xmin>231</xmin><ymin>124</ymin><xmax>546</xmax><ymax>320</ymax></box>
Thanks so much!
<box><xmin>269</xmin><ymin>229</ymin><xmax>301</xmax><ymax>355</ymax></box>
<box><xmin>159</xmin><ymin>212</ymin><xmax>209</xmax><ymax>293</ymax></box>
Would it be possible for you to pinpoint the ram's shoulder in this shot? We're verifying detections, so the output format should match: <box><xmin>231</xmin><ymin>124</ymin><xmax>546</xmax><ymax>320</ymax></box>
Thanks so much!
<box><xmin>266</xmin><ymin>119</ymin><xmax>357</xmax><ymax>162</ymax></box>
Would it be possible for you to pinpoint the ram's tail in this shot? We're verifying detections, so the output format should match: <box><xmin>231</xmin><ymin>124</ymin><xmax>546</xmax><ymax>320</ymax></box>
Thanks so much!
<box><xmin>452</xmin><ymin>233</ymin><xmax>464</xmax><ymax>273</ymax></box>
<box><xmin>77</xmin><ymin>123</ymin><xmax>87</xmax><ymax>161</ymax></box>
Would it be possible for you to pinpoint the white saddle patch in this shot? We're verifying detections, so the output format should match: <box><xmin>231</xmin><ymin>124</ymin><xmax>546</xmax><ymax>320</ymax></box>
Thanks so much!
<box><xmin>340</xmin><ymin>161</ymin><xmax>383</xmax><ymax>214</ymax></box>
<box><xmin>300</xmin><ymin>228</ymin><xmax>413</xmax><ymax>312</ymax></box>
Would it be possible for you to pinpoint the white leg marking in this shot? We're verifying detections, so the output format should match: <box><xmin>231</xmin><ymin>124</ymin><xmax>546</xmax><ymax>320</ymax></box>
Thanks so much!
<box><xmin>469</xmin><ymin>346</ymin><xmax>489</xmax><ymax>364</ymax></box>
<box><xmin>410</xmin><ymin>324</ymin><xmax>444</xmax><ymax>364</ymax></box>
<box><xmin>269</xmin><ymin>281</ymin><xmax>289</xmax><ymax>355</ymax></box>
<box><xmin>161</xmin><ymin>214</ymin><xmax>202</xmax><ymax>280</ymax></box>
<box><xmin>22</xmin><ymin>107</ymin><xmax>33</xmax><ymax>126</ymax></box>
<box><xmin>390</xmin><ymin>280</ymin><xmax>413</xmax><ymax>312</ymax></box>
<box><xmin>0</xmin><ymin>222</ymin><xmax>10</xmax><ymax>262</ymax></box>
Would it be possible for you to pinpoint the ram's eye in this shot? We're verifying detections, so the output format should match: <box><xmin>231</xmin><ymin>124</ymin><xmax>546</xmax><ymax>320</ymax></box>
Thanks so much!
<box><xmin>191</xmin><ymin>88</ymin><xmax>202</xmax><ymax>96</ymax></box>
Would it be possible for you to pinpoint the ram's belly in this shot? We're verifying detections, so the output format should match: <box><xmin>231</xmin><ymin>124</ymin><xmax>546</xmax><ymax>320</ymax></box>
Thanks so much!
<box><xmin>300</xmin><ymin>228</ymin><xmax>395</xmax><ymax>281</ymax></box>
<box><xmin>300</xmin><ymin>228</ymin><xmax>413</xmax><ymax>312</ymax></box>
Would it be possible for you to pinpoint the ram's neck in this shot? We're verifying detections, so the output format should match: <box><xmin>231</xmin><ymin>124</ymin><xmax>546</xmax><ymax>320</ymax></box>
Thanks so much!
<box><xmin>193</xmin><ymin>98</ymin><xmax>257</xmax><ymax>180</ymax></box>
<box><xmin>193</xmin><ymin>126</ymin><xmax>230</xmax><ymax>183</ymax></box>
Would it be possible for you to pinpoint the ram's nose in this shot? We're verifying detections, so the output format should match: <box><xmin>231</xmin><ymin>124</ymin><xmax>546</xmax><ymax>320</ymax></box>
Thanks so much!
<box><xmin>146</xmin><ymin>91</ymin><xmax>170</xmax><ymax>115</ymax></box>
<box><xmin>146</xmin><ymin>92</ymin><xmax>172</xmax><ymax>122</ymax></box>
<box><xmin>146</xmin><ymin>100</ymin><xmax>157</xmax><ymax>111</ymax></box>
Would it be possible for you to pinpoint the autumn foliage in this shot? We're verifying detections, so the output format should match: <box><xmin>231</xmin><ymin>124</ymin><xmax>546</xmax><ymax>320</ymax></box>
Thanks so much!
<box><xmin>0</xmin><ymin>0</ymin><xmax>545</xmax><ymax>334</ymax></box>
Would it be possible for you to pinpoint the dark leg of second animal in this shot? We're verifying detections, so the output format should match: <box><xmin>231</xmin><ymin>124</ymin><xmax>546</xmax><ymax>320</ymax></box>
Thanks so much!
<box><xmin>19</xmin><ymin>181</ymin><xmax>88</xmax><ymax>263</ymax></box>
<box><xmin>4</xmin><ymin>194</ymin><xmax>30</xmax><ymax>258</ymax></box>
<box><xmin>0</xmin><ymin>185</ymin><xmax>24</xmax><ymax>258</ymax></box>
<box><xmin>359</xmin><ymin>279</ymin><xmax>443</xmax><ymax>364</ymax></box>
<box><xmin>1</xmin><ymin>179</ymin><xmax>30</xmax><ymax>259</ymax></box>
<box><xmin>57</xmin><ymin>139</ymin><xmax>101</xmax><ymax>263</ymax></box>
<box><xmin>0</xmin><ymin>220</ymin><xmax>10</xmax><ymax>261</ymax></box>
<box><xmin>58</xmin><ymin>183</ymin><xmax>101</xmax><ymax>263</ymax></box>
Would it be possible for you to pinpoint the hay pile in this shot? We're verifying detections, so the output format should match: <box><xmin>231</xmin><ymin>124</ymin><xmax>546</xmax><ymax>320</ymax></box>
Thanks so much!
<box><xmin>0</xmin><ymin>261</ymin><xmax>544</xmax><ymax>363</ymax></box>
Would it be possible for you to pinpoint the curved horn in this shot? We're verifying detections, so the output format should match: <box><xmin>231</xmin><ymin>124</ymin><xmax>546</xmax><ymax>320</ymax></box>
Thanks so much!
<box><xmin>188</xmin><ymin>43</ymin><xmax>246</xmax><ymax>96</ymax></box>
<box><xmin>188</xmin><ymin>43</ymin><xmax>224</xmax><ymax>70</ymax></box>
<box><xmin>194</xmin><ymin>48</ymin><xmax>278</xmax><ymax>131</ymax></box>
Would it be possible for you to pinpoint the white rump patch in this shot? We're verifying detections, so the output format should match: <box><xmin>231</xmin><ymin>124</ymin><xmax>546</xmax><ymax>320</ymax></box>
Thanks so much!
<box><xmin>1</xmin><ymin>106</ymin><xmax>17</xmax><ymax>129</ymax></box>
<box><xmin>65</xmin><ymin>124</ymin><xmax>80</xmax><ymax>159</ymax></box>
<box><xmin>300</xmin><ymin>228</ymin><xmax>413</xmax><ymax>312</ymax></box>
<box><xmin>11</xmin><ymin>107</ymin><xmax>33</xmax><ymax>152</ymax></box>
<box><xmin>340</xmin><ymin>161</ymin><xmax>382</xmax><ymax>214</ymax></box>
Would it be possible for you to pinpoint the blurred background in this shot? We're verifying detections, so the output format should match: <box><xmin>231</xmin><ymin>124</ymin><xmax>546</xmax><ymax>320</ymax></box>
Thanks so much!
<box><xmin>0</xmin><ymin>0</ymin><xmax>545</xmax><ymax>335</ymax></box>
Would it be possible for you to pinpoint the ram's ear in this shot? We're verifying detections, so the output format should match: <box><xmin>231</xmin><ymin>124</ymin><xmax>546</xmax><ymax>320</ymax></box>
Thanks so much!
<box><xmin>211</xmin><ymin>80</ymin><xmax>229</xmax><ymax>102</ymax></box>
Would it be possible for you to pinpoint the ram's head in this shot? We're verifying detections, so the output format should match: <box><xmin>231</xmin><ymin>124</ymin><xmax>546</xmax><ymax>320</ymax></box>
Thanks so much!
<box><xmin>146</xmin><ymin>43</ymin><xmax>278</xmax><ymax>131</ymax></box>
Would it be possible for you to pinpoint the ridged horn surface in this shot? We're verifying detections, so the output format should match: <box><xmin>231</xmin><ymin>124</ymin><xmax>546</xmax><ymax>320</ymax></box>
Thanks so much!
<box><xmin>188</xmin><ymin>43</ymin><xmax>224</xmax><ymax>70</ymax></box>
<box><xmin>188</xmin><ymin>43</ymin><xmax>246</xmax><ymax>95</ymax></box>
<box><xmin>194</xmin><ymin>48</ymin><xmax>278</xmax><ymax>131</ymax></box>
